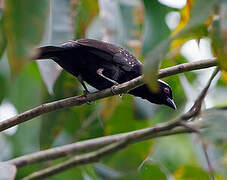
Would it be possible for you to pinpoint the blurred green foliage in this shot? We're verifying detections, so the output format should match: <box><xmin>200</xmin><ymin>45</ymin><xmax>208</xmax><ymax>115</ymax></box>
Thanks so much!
<box><xmin>0</xmin><ymin>0</ymin><xmax>227</xmax><ymax>179</ymax></box>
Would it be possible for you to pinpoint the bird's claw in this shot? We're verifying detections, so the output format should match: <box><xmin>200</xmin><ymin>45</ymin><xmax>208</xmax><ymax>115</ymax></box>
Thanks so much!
<box><xmin>83</xmin><ymin>90</ymin><xmax>92</xmax><ymax>105</ymax></box>
<box><xmin>83</xmin><ymin>90</ymin><xmax>89</xmax><ymax>96</ymax></box>
<box><xmin>111</xmin><ymin>85</ymin><xmax>118</xmax><ymax>95</ymax></box>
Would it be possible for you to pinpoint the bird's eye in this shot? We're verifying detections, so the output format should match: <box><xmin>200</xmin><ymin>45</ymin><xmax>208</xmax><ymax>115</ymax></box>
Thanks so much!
<box><xmin>164</xmin><ymin>87</ymin><xmax>170</xmax><ymax>94</ymax></box>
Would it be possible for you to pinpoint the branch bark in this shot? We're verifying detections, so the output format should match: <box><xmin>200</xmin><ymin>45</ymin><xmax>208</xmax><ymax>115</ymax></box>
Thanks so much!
<box><xmin>0</xmin><ymin>58</ymin><xmax>217</xmax><ymax>132</ymax></box>
<box><xmin>21</xmin><ymin>140</ymin><xmax>130</xmax><ymax>180</ymax></box>
<box><xmin>19</xmin><ymin>118</ymin><xmax>212</xmax><ymax>180</ymax></box>
<box><xmin>6</xmin><ymin>119</ymin><xmax>206</xmax><ymax>168</ymax></box>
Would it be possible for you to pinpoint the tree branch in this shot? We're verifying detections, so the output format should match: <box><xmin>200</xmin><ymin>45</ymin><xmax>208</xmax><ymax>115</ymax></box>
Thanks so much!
<box><xmin>0</xmin><ymin>58</ymin><xmax>217</xmax><ymax>132</ymax></box>
<box><xmin>21</xmin><ymin>140</ymin><xmax>130</xmax><ymax>180</ymax></box>
<box><xmin>19</xmin><ymin>121</ymin><xmax>207</xmax><ymax>180</ymax></box>
<box><xmin>158</xmin><ymin>58</ymin><xmax>217</xmax><ymax>78</ymax></box>
<box><xmin>201</xmin><ymin>142</ymin><xmax>215</xmax><ymax>180</ymax></box>
<box><xmin>6</xmin><ymin>117</ymin><xmax>207</xmax><ymax>168</ymax></box>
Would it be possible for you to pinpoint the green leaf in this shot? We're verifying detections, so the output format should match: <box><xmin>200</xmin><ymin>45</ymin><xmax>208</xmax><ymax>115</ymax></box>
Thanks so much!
<box><xmin>8</xmin><ymin>63</ymin><xmax>42</xmax><ymax>112</ymax></box>
<box><xmin>142</xmin><ymin>0</ymin><xmax>171</xmax><ymax>91</ymax></box>
<box><xmin>74</xmin><ymin>0</ymin><xmax>99</xmax><ymax>39</ymax></box>
<box><xmin>143</xmin><ymin>39</ymin><xmax>171</xmax><ymax>92</ymax></box>
<box><xmin>47</xmin><ymin>167</ymin><xmax>83</xmax><ymax>180</ymax></box>
<box><xmin>103</xmin><ymin>98</ymin><xmax>152</xmax><ymax>171</ymax></box>
<box><xmin>3</xmin><ymin>0</ymin><xmax>48</xmax><ymax>73</ymax></box>
<box><xmin>0</xmin><ymin>19</ymin><xmax>6</xmax><ymax>60</ymax></box>
<box><xmin>143</xmin><ymin>0</ymin><xmax>216</xmax><ymax>91</ymax></box>
<box><xmin>142</xmin><ymin>0</ymin><xmax>171</xmax><ymax>55</ymax></box>
<box><xmin>174</xmin><ymin>165</ymin><xmax>210</xmax><ymax>180</ymax></box>
<box><xmin>151</xmin><ymin>135</ymin><xmax>198</xmax><ymax>172</ymax></box>
<box><xmin>0</xmin><ymin>73</ymin><xmax>7</xmax><ymax>104</ymax></box>
<box><xmin>38</xmin><ymin>0</ymin><xmax>73</xmax><ymax>94</ymax></box>
<box><xmin>104</xmin><ymin>96</ymin><xmax>149</xmax><ymax>134</ymax></box>
<box><xmin>82</xmin><ymin>165</ymin><xmax>102</xmax><ymax>180</ymax></box>
<box><xmin>210</xmin><ymin>2</ymin><xmax>227</xmax><ymax>71</ymax></box>
<box><xmin>201</xmin><ymin>110</ymin><xmax>227</xmax><ymax>147</ymax></box>
<box><xmin>112</xmin><ymin>161</ymin><xmax>168</xmax><ymax>180</ymax></box>
<box><xmin>187</xmin><ymin>0</ymin><xmax>217</xmax><ymax>29</ymax></box>
<box><xmin>39</xmin><ymin>70</ymin><xmax>80</xmax><ymax>149</ymax></box>
<box><xmin>175</xmin><ymin>0</ymin><xmax>217</xmax><ymax>39</ymax></box>
<box><xmin>39</xmin><ymin>71</ymin><xmax>103</xmax><ymax>149</ymax></box>
<box><xmin>7</xmin><ymin>63</ymin><xmax>43</xmax><ymax>156</ymax></box>
<box><xmin>118</xmin><ymin>1</ymin><xmax>143</xmax><ymax>46</ymax></box>
<box><xmin>139</xmin><ymin>160</ymin><xmax>168</xmax><ymax>180</ymax></box>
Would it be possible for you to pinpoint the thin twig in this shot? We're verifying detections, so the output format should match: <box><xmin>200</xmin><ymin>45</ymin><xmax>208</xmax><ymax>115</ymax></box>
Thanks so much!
<box><xmin>168</xmin><ymin>68</ymin><xmax>219</xmax><ymax>132</ymax></box>
<box><xmin>158</xmin><ymin>58</ymin><xmax>217</xmax><ymax>78</ymax></box>
<box><xmin>0</xmin><ymin>59</ymin><xmax>217</xmax><ymax>132</ymax></box>
<box><xmin>202</xmin><ymin>142</ymin><xmax>215</xmax><ymax>180</ymax></box>
<box><xmin>178</xmin><ymin>68</ymin><xmax>218</xmax><ymax>180</ymax></box>
<box><xmin>181</xmin><ymin>67</ymin><xmax>219</xmax><ymax>121</ymax></box>
<box><xmin>20</xmin><ymin>117</ymin><xmax>210</xmax><ymax>180</ymax></box>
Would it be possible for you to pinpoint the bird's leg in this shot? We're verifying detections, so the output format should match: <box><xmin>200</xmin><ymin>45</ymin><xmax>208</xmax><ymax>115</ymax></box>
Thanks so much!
<box><xmin>97</xmin><ymin>68</ymin><xmax>119</xmax><ymax>85</ymax></box>
<box><xmin>77</xmin><ymin>75</ymin><xmax>91</xmax><ymax>104</ymax></box>
<box><xmin>97</xmin><ymin>68</ymin><xmax>119</xmax><ymax>95</ymax></box>
<box><xmin>78</xmin><ymin>75</ymin><xmax>89</xmax><ymax>94</ymax></box>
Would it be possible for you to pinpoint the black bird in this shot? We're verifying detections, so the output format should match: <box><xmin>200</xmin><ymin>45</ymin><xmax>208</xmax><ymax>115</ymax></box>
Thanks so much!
<box><xmin>32</xmin><ymin>39</ymin><xmax>176</xmax><ymax>109</ymax></box>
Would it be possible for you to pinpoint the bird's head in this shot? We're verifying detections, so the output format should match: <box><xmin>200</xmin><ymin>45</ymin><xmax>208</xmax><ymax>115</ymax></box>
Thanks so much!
<box><xmin>129</xmin><ymin>80</ymin><xmax>177</xmax><ymax>110</ymax></box>
<box><xmin>154</xmin><ymin>80</ymin><xmax>176</xmax><ymax>110</ymax></box>
<box><xmin>143</xmin><ymin>80</ymin><xmax>176</xmax><ymax>110</ymax></box>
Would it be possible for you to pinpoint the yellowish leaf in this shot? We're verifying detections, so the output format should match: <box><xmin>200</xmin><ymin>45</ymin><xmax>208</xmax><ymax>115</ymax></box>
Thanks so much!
<box><xmin>100</xmin><ymin>96</ymin><xmax>120</xmax><ymax>120</ymax></box>
<box><xmin>172</xmin><ymin>0</ymin><xmax>193</xmax><ymax>36</ymax></box>
<box><xmin>221</xmin><ymin>70</ymin><xmax>227</xmax><ymax>85</ymax></box>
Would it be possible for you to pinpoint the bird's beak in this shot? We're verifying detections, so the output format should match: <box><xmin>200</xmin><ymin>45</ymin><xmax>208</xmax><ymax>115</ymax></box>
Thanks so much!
<box><xmin>166</xmin><ymin>97</ymin><xmax>177</xmax><ymax>110</ymax></box>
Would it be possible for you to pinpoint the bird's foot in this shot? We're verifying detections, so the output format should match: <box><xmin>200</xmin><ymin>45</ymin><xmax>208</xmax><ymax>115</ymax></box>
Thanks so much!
<box><xmin>83</xmin><ymin>90</ymin><xmax>92</xmax><ymax>105</ymax></box>
<box><xmin>110</xmin><ymin>84</ymin><xmax>119</xmax><ymax>95</ymax></box>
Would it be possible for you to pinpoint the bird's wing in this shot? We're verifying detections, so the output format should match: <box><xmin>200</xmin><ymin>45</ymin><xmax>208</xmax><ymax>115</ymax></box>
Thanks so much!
<box><xmin>75</xmin><ymin>39</ymin><xmax>121</xmax><ymax>55</ymax></box>
<box><xmin>74</xmin><ymin>39</ymin><xmax>142</xmax><ymax>72</ymax></box>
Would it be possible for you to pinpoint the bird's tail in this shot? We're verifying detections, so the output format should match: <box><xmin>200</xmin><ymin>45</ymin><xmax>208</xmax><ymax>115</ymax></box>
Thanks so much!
<box><xmin>30</xmin><ymin>46</ymin><xmax>65</xmax><ymax>60</ymax></box>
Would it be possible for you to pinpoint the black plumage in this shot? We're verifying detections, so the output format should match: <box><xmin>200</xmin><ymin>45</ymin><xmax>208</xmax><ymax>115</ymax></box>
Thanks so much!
<box><xmin>32</xmin><ymin>39</ymin><xmax>176</xmax><ymax>109</ymax></box>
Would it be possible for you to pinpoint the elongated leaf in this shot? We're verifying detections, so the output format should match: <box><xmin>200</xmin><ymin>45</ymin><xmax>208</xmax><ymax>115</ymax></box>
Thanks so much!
<box><xmin>211</xmin><ymin>2</ymin><xmax>227</xmax><ymax>79</ymax></box>
<box><xmin>151</xmin><ymin>135</ymin><xmax>197</xmax><ymax>172</ymax></box>
<box><xmin>38</xmin><ymin>0</ymin><xmax>73</xmax><ymax>94</ymax></box>
<box><xmin>0</xmin><ymin>19</ymin><xmax>6</xmax><ymax>60</ymax></box>
<box><xmin>139</xmin><ymin>160</ymin><xmax>168</xmax><ymax>180</ymax></box>
<box><xmin>112</xmin><ymin>161</ymin><xmax>169</xmax><ymax>180</ymax></box>
<box><xmin>142</xmin><ymin>0</ymin><xmax>171</xmax><ymax>91</ymax></box>
<box><xmin>143</xmin><ymin>0</ymin><xmax>217</xmax><ymax>91</ymax></box>
<box><xmin>143</xmin><ymin>39</ymin><xmax>171</xmax><ymax>92</ymax></box>
<box><xmin>7</xmin><ymin>64</ymin><xmax>43</xmax><ymax>156</ymax></box>
<box><xmin>201</xmin><ymin>110</ymin><xmax>227</xmax><ymax>146</ymax></box>
<box><xmin>0</xmin><ymin>73</ymin><xmax>7</xmax><ymax>104</ymax></box>
<box><xmin>39</xmin><ymin>70</ymin><xmax>80</xmax><ymax>149</ymax></box>
<box><xmin>174</xmin><ymin>166</ymin><xmax>209</xmax><ymax>179</ymax></box>
<box><xmin>3</xmin><ymin>0</ymin><xmax>48</xmax><ymax>74</ymax></box>
<box><xmin>142</xmin><ymin>0</ymin><xmax>171</xmax><ymax>55</ymax></box>
<box><xmin>103</xmin><ymin>97</ymin><xmax>152</xmax><ymax>171</ymax></box>
<box><xmin>39</xmin><ymin>71</ymin><xmax>103</xmax><ymax>149</ymax></box>
<box><xmin>74</xmin><ymin>0</ymin><xmax>99</xmax><ymax>39</ymax></box>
